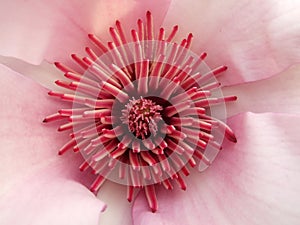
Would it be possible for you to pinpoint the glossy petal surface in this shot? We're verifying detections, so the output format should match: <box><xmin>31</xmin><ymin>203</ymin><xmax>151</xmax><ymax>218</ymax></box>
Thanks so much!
<box><xmin>0</xmin><ymin>0</ymin><xmax>171</xmax><ymax>64</ymax></box>
<box><xmin>163</xmin><ymin>0</ymin><xmax>300</xmax><ymax>85</ymax></box>
<box><xmin>0</xmin><ymin>64</ymin><xmax>105</xmax><ymax>225</ymax></box>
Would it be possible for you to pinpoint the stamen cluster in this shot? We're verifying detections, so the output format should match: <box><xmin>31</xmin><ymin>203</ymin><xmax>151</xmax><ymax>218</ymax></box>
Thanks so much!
<box><xmin>44</xmin><ymin>11</ymin><xmax>237</xmax><ymax>212</ymax></box>
<box><xmin>122</xmin><ymin>97</ymin><xmax>162</xmax><ymax>140</ymax></box>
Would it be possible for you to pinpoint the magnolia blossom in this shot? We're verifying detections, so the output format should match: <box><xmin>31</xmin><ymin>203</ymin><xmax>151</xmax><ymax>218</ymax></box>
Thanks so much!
<box><xmin>1</xmin><ymin>1</ymin><xmax>300</xmax><ymax>225</ymax></box>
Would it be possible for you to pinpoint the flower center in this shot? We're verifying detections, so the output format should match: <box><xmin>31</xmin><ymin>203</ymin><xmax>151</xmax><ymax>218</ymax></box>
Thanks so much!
<box><xmin>122</xmin><ymin>97</ymin><xmax>162</xmax><ymax>140</ymax></box>
<box><xmin>44</xmin><ymin>11</ymin><xmax>237</xmax><ymax>213</ymax></box>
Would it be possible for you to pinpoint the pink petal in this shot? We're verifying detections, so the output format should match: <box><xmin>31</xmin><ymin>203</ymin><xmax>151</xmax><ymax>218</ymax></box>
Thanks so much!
<box><xmin>0</xmin><ymin>64</ymin><xmax>105</xmax><ymax>224</ymax></box>
<box><xmin>162</xmin><ymin>0</ymin><xmax>300</xmax><ymax>85</ymax></box>
<box><xmin>0</xmin><ymin>0</ymin><xmax>171</xmax><ymax>65</ymax></box>
<box><xmin>0</xmin><ymin>165</ymin><xmax>106</xmax><ymax>225</ymax></box>
<box><xmin>0</xmin><ymin>64</ymin><xmax>68</xmax><ymax>188</ymax></box>
<box><xmin>223</xmin><ymin>64</ymin><xmax>300</xmax><ymax>117</ymax></box>
<box><xmin>132</xmin><ymin>112</ymin><xmax>300</xmax><ymax>225</ymax></box>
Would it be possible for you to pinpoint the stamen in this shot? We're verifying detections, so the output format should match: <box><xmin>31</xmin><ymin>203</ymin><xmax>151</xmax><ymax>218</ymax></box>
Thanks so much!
<box><xmin>71</xmin><ymin>54</ymin><xmax>89</xmax><ymax>70</ymax></box>
<box><xmin>166</xmin><ymin>25</ymin><xmax>179</xmax><ymax>42</ymax></box>
<box><xmin>43</xmin><ymin>112</ymin><xmax>65</xmax><ymax>123</ymax></box>
<box><xmin>54</xmin><ymin>62</ymin><xmax>77</xmax><ymax>74</ymax></box>
<box><xmin>88</xmin><ymin>34</ymin><xmax>108</xmax><ymax>53</ymax></box>
<box><xmin>127</xmin><ymin>186</ymin><xmax>134</xmax><ymax>202</ymax></box>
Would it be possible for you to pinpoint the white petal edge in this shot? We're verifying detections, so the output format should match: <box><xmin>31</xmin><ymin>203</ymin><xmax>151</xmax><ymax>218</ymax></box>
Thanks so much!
<box><xmin>0</xmin><ymin>55</ymin><xmax>63</xmax><ymax>90</ymax></box>
<box><xmin>97</xmin><ymin>181</ymin><xmax>133</xmax><ymax>225</ymax></box>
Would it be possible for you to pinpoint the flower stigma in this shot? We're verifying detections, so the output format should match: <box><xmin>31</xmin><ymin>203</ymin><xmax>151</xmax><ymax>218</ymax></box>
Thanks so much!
<box><xmin>44</xmin><ymin>11</ymin><xmax>237</xmax><ymax>212</ymax></box>
<box><xmin>122</xmin><ymin>97</ymin><xmax>162</xmax><ymax>140</ymax></box>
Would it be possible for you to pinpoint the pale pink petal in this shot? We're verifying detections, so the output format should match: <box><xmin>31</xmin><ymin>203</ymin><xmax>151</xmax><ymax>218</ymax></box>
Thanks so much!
<box><xmin>0</xmin><ymin>0</ymin><xmax>171</xmax><ymax>65</ymax></box>
<box><xmin>97</xmin><ymin>182</ymin><xmax>132</xmax><ymax>225</ymax></box>
<box><xmin>133</xmin><ymin>112</ymin><xmax>300</xmax><ymax>225</ymax></box>
<box><xmin>0</xmin><ymin>64</ymin><xmax>68</xmax><ymax>189</ymax></box>
<box><xmin>0</xmin><ymin>64</ymin><xmax>106</xmax><ymax>224</ymax></box>
<box><xmin>223</xmin><ymin>64</ymin><xmax>300</xmax><ymax>117</ymax></box>
<box><xmin>162</xmin><ymin>0</ymin><xmax>300</xmax><ymax>85</ymax></box>
<box><xmin>0</xmin><ymin>165</ymin><xmax>105</xmax><ymax>225</ymax></box>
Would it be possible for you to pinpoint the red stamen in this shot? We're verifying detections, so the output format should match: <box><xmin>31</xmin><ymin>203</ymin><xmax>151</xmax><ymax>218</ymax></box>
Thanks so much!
<box><xmin>43</xmin><ymin>113</ymin><xmax>65</xmax><ymax>123</ymax></box>
<box><xmin>166</xmin><ymin>25</ymin><xmax>179</xmax><ymax>42</ymax></box>
<box><xmin>54</xmin><ymin>62</ymin><xmax>77</xmax><ymax>74</ymax></box>
<box><xmin>71</xmin><ymin>54</ymin><xmax>89</xmax><ymax>70</ymax></box>
<box><xmin>88</xmin><ymin>34</ymin><xmax>108</xmax><ymax>53</ymax></box>
<box><xmin>145</xmin><ymin>185</ymin><xmax>158</xmax><ymax>213</ymax></box>
<box><xmin>85</xmin><ymin>47</ymin><xmax>98</xmax><ymax>61</ymax></box>
<box><xmin>58</xmin><ymin>138</ymin><xmax>77</xmax><ymax>155</ymax></box>
<box><xmin>127</xmin><ymin>186</ymin><xmax>134</xmax><ymax>202</ymax></box>
<box><xmin>115</xmin><ymin>20</ymin><xmax>127</xmax><ymax>44</ymax></box>
<box><xmin>137</xmin><ymin>19</ymin><xmax>144</xmax><ymax>41</ymax></box>
<box><xmin>146</xmin><ymin>11</ymin><xmax>154</xmax><ymax>40</ymax></box>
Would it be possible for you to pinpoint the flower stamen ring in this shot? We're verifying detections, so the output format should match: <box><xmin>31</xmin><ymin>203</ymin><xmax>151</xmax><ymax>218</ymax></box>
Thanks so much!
<box><xmin>44</xmin><ymin>11</ymin><xmax>237</xmax><ymax>212</ymax></box>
